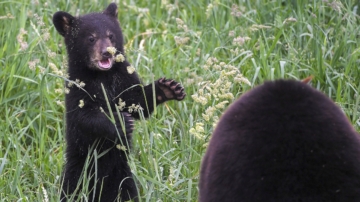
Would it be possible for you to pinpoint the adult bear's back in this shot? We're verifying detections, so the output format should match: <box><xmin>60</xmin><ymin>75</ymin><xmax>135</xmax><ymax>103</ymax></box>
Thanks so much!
<box><xmin>199</xmin><ymin>79</ymin><xmax>360</xmax><ymax>202</ymax></box>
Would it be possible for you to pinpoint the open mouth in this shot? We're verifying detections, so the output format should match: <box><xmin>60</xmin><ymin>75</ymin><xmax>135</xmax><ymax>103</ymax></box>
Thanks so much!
<box><xmin>97</xmin><ymin>58</ymin><xmax>113</xmax><ymax>70</ymax></box>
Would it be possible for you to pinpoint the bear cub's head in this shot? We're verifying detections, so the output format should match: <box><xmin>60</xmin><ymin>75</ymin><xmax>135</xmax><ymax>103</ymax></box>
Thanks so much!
<box><xmin>53</xmin><ymin>3</ymin><xmax>124</xmax><ymax>71</ymax></box>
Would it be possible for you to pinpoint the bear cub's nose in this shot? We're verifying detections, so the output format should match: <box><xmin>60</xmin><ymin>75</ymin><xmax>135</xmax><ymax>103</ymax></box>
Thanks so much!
<box><xmin>102</xmin><ymin>50</ymin><xmax>112</xmax><ymax>58</ymax></box>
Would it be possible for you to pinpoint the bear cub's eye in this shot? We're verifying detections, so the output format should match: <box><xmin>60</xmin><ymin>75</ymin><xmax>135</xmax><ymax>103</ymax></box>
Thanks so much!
<box><xmin>89</xmin><ymin>36</ymin><xmax>95</xmax><ymax>42</ymax></box>
<box><xmin>109</xmin><ymin>34</ymin><xmax>113</xmax><ymax>40</ymax></box>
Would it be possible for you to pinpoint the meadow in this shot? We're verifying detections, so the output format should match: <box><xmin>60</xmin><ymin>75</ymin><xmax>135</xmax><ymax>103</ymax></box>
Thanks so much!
<box><xmin>1</xmin><ymin>0</ymin><xmax>360</xmax><ymax>201</ymax></box>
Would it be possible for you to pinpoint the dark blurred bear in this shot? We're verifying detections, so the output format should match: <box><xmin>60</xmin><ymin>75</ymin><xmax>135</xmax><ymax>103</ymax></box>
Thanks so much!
<box><xmin>199</xmin><ymin>79</ymin><xmax>360</xmax><ymax>202</ymax></box>
<box><xmin>53</xmin><ymin>3</ymin><xmax>185</xmax><ymax>202</ymax></box>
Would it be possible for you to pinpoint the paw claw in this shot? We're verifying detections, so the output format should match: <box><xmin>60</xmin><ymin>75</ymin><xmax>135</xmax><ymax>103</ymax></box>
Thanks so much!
<box><xmin>175</xmin><ymin>89</ymin><xmax>182</xmax><ymax>94</ymax></box>
<box><xmin>171</xmin><ymin>83</ymin><xmax>181</xmax><ymax>90</ymax></box>
<box><xmin>165</xmin><ymin>80</ymin><xmax>174</xmax><ymax>86</ymax></box>
<box><xmin>177</xmin><ymin>93</ymin><xmax>186</xmax><ymax>100</ymax></box>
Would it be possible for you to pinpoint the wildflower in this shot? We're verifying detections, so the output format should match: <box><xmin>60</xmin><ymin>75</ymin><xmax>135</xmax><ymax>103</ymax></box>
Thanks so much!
<box><xmin>38</xmin><ymin>66</ymin><xmax>46</xmax><ymax>73</ymax></box>
<box><xmin>49</xmin><ymin>62</ymin><xmax>64</xmax><ymax>76</ymax></box>
<box><xmin>20</xmin><ymin>42</ymin><xmax>29</xmax><ymax>51</ymax></box>
<box><xmin>117</xmin><ymin>98</ymin><xmax>126</xmax><ymax>111</ymax></box>
<box><xmin>234</xmin><ymin>74</ymin><xmax>251</xmax><ymax>86</ymax></box>
<box><xmin>78</xmin><ymin>100</ymin><xmax>84</xmax><ymax>108</ymax></box>
<box><xmin>218</xmin><ymin>92</ymin><xmax>234</xmax><ymax>100</ymax></box>
<box><xmin>212</xmin><ymin>116</ymin><xmax>219</xmax><ymax>128</ymax></box>
<box><xmin>233</xmin><ymin>36</ymin><xmax>250</xmax><ymax>46</ymax></box>
<box><xmin>39</xmin><ymin>21</ymin><xmax>45</xmax><ymax>27</ymax></box>
<box><xmin>33</xmin><ymin>14</ymin><xmax>45</xmax><ymax>27</ymax></box>
<box><xmin>128</xmin><ymin>104</ymin><xmax>143</xmax><ymax>113</ymax></box>
<box><xmin>283</xmin><ymin>17</ymin><xmax>297</xmax><ymax>25</ymax></box>
<box><xmin>115</xmin><ymin>53</ymin><xmax>125</xmax><ymax>62</ymax></box>
<box><xmin>18</xmin><ymin>28</ymin><xmax>27</xmax><ymax>36</ymax></box>
<box><xmin>195</xmin><ymin>122</ymin><xmax>205</xmax><ymax>133</ymax></box>
<box><xmin>174</xmin><ymin>36</ymin><xmax>190</xmax><ymax>46</ymax></box>
<box><xmin>258</xmin><ymin>24</ymin><xmax>271</xmax><ymax>29</ymax></box>
<box><xmin>56</xmin><ymin>100</ymin><xmax>64</xmax><ymax>107</ymax></box>
<box><xmin>213</xmin><ymin>64</ymin><xmax>221</xmax><ymax>70</ymax></box>
<box><xmin>64</xmin><ymin>88</ymin><xmax>70</xmax><ymax>94</ymax></box>
<box><xmin>215</xmin><ymin>101</ymin><xmax>229</xmax><ymax>109</ymax></box>
<box><xmin>228</xmin><ymin>30</ymin><xmax>235</xmax><ymax>37</ymax></box>
<box><xmin>17</xmin><ymin>28</ymin><xmax>28</xmax><ymax>51</ymax></box>
<box><xmin>28</xmin><ymin>59</ymin><xmax>39</xmax><ymax>70</ymax></box>
<box><xmin>206</xmin><ymin>3</ymin><xmax>214</xmax><ymax>18</ymax></box>
<box><xmin>189</xmin><ymin>128</ymin><xmax>203</xmax><ymax>140</ymax></box>
<box><xmin>166</xmin><ymin>4</ymin><xmax>176</xmax><ymax>14</ymax></box>
<box><xmin>190</xmin><ymin>123</ymin><xmax>205</xmax><ymax>140</ymax></box>
<box><xmin>202</xmin><ymin>106</ymin><xmax>216</xmax><ymax>121</ymax></box>
<box><xmin>42</xmin><ymin>32</ymin><xmax>50</xmax><ymax>41</ymax></box>
<box><xmin>223</xmin><ymin>70</ymin><xmax>237</xmax><ymax>76</ymax></box>
<box><xmin>116</xmin><ymin>144</ymin><xmax>127</xmax><ymax>151</ymax></box>
<box><xmin>328</xmin><ymin>1</ymin><xmax>342</xmax><ymax>13</ymax></box>
<box><xmin>202</xmin><ymin>114</ymin><xmax>210</xmax><ymax>122</ymax></box>
<box><xmin>154</xmin><ymin>133</ymin><xmax>163</xmax><ymax>139</ymax></box>
<box><xmin>196</xmin><ymin>48</ymin><xmax>201</xmax><ymax>56</ymax></box>
<box><xmin>230</xmin><ymin>47</ymin><xmax>240</xmax><ymax>55</ymax></box>
<box><xmin>250</xmin><ymin>24</ymin><xmax>272</xmax><ymax>30</ymax></box>
<box><xmin>191</xmin><ymin>94</ymin><xmax>208</xmax><ymax>105</ymax></box>
<box><xmin>106</xmin><ymin>46</ymin><xmax>117</xmax><ymax>55</ymax></box>
<box><xmin>203</xmin><ymin>57</ymin><xmax>218</xmax><ymax>69</ymax></box>
<box><xmin>47</xmin><ymin>51</ymin><xmax>56</xmax><ymax>58</ymax></box>
<box><xmin>231</xmin><ymin>4</ymin><xmax>242</xmax><ymax>17</ymax></box>
<box><xmin>127</xmin><ymin>65</ymin><xmax>135</xmax><ymax>74</ymax></box>
<box><xmin>41</xmin><ymin>185</ymin><xmax>49</xmax><ymax>202</ymax></box>
<box><xmin>138</xmin><ymin>8</ymin><xmax>149</xmax><ymax>13</ymax></box>
<box><xmin>79</xmin><ymin>81</ymin><xmax>86</xmax><ymax>88</ymax></box>
<box><xmin>49</xmin><ymin>62</ymin><xmax>57</xmax><ymax>72</ymax></box>
<box><xmin>161</xmin><ymin>0</ymin><xmax>168</xmax><ymax>7</ymax></box>
<box><xmin>202</xmin><ymin>142</ymin><xmax>209</xmax><ymax>148</ymax></box>
<box><xmin>195</xmin><ymin>31</ymin><xmax>202</xmax><ymax>37</ymax></box>
<box><xmin>55</xmin><ymin>88</ymin><xmax>63</xmax><ymax>94</ymax></box>
<box><xmin>175</xmin><ymin>18</ymin><xmax>184</xmax><ymax>25</ymax></box>
<box><xmin>0</xmin><ymin>13</ymin><xmax>15</xmax><ymax>19</ymax></box>
<box><xmin>168</xmin><ymin>166</ymin><xmax>175</xmax><ymax>184</ymax></box>
<box><xmin>73</xmin><ymin>79</ymin><xmax>86</xmax><ymax>88</ymax></box>
<box><xmin>140</xmin><ymin>38</ymin><xmax>148</xmax><ymax>51</ymax></box>
<box><xmin>176</xmin><ymin>18</ymin><xmax>188</xmax><ymax>32</ymax></box>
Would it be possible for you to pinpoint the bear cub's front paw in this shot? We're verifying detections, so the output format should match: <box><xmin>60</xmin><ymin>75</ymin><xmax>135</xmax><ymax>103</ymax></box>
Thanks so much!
<box><xmin>156</xmin><ymin>77</ymin><xmax>186</xmax><ymax>102</ymax></box>
<box><xmin>116</xmin><ymin>112</ymin><xmax>134</xmax><ymax>136</ymax></box>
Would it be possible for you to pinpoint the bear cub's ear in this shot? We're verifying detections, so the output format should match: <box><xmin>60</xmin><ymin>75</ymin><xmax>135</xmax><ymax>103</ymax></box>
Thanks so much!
<box><xmin>103</xmin><ymin>3</ymin><xmax>118</xmax><ymax>18</ymax></box>
<box><xmin>53</xmin><ymin>11</ymin><xmax>76</xmax><ymax>37</ymax></box>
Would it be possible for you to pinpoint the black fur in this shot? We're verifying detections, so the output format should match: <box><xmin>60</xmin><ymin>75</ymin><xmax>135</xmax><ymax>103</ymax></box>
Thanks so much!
<box><xmin>199</xmin><ymin>79</ymin><xmax>360</xmax><ymax>202</ymax></box>
<box><xmin>53</xmin><ymin>3</ymin><xmax>185</xmax><ymax>202</ymax></box>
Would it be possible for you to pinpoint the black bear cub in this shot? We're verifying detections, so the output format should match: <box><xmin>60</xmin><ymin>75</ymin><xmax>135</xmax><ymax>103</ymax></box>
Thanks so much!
<box><xmin>199</xmin><ymin>79</ymin><xmax>360</xmax><ymax>202</ymax></box>
<box><xmin>53</xmin><ymin>3</ymin><xmax>185</xmax><ymax>202</ymax></box>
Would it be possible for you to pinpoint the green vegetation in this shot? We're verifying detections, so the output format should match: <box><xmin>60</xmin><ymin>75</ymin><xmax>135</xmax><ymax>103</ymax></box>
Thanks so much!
<box><xmin>1</xmin><ymin>0</ymin><xmax>360</xmax><ymax>201</ymax></box>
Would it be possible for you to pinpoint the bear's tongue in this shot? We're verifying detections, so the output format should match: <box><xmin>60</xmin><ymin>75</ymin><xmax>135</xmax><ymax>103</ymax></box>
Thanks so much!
<box><xmin>98</xmin><ymin>58</ymin><xmax>111</xmax><ymax>69</ymax></box>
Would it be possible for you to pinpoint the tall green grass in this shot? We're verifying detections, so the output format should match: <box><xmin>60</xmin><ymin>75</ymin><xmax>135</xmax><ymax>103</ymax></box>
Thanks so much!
<box><xmin>1</xmin><ymin>0</ymin><xmax>360</xmax><ymax>201</ymax></box>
